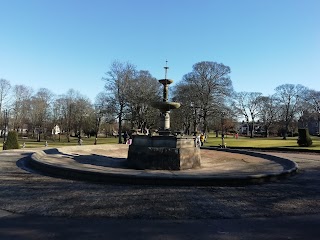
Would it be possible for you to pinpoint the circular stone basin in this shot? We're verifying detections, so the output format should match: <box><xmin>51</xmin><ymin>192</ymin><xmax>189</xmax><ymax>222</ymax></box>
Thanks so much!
<box><xmin>151</xmin><ymin>101</ymin><xmax>181</xmax><ymax>111</ymax></box>
<box><xmin>29</xmin><ymin>145</ymin><xmax>298</xmax><ymax>186</ymax></box>
<box><xmin>159</xmin><ymin>79</ymin><xmax>174</xmax><ymax>85</ymax></box>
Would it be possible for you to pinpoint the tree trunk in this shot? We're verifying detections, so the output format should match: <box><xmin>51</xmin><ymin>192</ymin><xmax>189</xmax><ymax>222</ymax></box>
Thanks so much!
<box><xmin>67</xmin><ymin>129</ymin><xmax>70</xmax><ymax>142</ymax></box>
<box><xmin>250</xmin><ymin>122</ymin><xmax>254</xmax><ymax>138</ymax></box>
<box><xmin>203</xmin><ymin>111</ymin><xmax>208</xmax><ymax>134</ymax></box>
<box><xmin>118</xmin><ymin>106</ymin><xmax>123</xmax><ymax>144</ymax></box>
<box><xmin>283</xmin><ymin>123</ymin><xmax>290</xmax><ymax>140</ymax></box>
<box><xmin>282</xmin><ymin>129</ymin><xmax>287</xmax><ymax>140</ymax></box>
<box><xmin>265</xmin><ymin>127</ymin><xmax>269</xmax><ymax>138</ymax></box>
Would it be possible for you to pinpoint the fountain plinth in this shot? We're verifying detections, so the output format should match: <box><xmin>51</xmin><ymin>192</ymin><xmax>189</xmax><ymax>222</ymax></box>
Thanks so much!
<box><xmin>127</xmin><ymin>63</ymin><xmax>201</xmax><ymax>170</ymax></box>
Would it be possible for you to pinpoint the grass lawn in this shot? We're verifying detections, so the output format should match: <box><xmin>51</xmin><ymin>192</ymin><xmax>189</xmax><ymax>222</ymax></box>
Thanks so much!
<box><xmin>204</xmin><ymin>134</ymin><xmax>320</xmax><ymax>150</ymax></box>
<box><xmin>0</xmin><ymin>135</ymin><xmax>119</xmax><ymax>149</ymax></box>
<box><xmin>1</xmin><ymin>134</ymin><xmax>319</xmax><ymax>151</ymax></box>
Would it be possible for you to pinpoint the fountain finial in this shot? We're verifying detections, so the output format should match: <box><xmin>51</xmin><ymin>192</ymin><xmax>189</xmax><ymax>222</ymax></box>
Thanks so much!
<box><xmin>164</xmin><ymin>60</ymin><xmax>169</xmax><ymax>79</ymax></box>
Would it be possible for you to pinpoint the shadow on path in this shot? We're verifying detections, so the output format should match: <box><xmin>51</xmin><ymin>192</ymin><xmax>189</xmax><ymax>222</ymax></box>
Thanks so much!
<box><xmin>73</xmin><ymin>154</ymin><xmax>127</xmax><ymax>168</ymax></box>
<box><xmin>0</xmin><ymin>214</ymin><xmax>319</xmax><ymax>240</ymax></box>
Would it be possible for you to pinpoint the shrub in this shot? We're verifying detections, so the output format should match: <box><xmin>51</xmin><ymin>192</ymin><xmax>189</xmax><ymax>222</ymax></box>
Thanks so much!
<box><xmin>3</xmin><ymin>131</ymin><xmax>20</xmax><ymax>150</ymax></box>
<box><xmin>297</xmin><ymin>128</ymin><xmax>313</xmax><ymax>147</ymax></box>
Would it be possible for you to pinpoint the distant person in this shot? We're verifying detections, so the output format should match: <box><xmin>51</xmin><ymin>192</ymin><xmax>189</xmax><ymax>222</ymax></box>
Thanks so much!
<box><xmin>123</xmin><ymin>131</ymin><xmax>129</xmax><ymax>144</ymax></box>
<box><xmin>195</xmin><ymin>134</ymin><xmax>201</xmax><ymax>148</ymax></box>
<box><xmin>127</xmin><ymin>137</ymin><xmax>132</xmax><ymax>145</ymax></box>
<box><xmin>200</xmin><ymin>133</ymin><xmax>205</xmax><ymax>146</ymax></box>
<box><xmin>78</xmin><ymin>137</ymin><xmax>83</xmax><ymax>145</ymax></box>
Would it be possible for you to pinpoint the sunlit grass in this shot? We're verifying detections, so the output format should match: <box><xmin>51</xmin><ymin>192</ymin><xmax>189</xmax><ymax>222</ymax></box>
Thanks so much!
<box><xmin>1</xmin><ymin>133</ymin><xmax>319</xmax><ymax>151</ymax></box>
<box><xmin>204</xmin><ymin>134</ymin><xmax>320</xmax><ymax>150</ymax></box>
<box><xmin>0</xmin><ymin>135</ymin><xmax>119</xmax><ymax>149</ymax></box>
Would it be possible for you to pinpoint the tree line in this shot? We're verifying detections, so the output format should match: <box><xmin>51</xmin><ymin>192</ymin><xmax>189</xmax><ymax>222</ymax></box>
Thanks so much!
<box><xmin>102</xmin><ymin>60</ymin><xmax>320</xmax><ymax>141</ymax></box>
<box><xmin>0</xmin><ymin>80</ymin><xmax>99</xmax><ymax>142</ymax></box>
<box><xmin>172</xmin><ymin>67</ymin><xmax>319</xmax><ymax>140</ymax></box>
<box><xmin>1</xmin><ymin>60</ymin><xmax>319</xmax><ymax>142</ymax></box>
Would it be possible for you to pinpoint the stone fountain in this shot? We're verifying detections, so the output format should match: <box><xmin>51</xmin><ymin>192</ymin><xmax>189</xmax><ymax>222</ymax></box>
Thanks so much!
<box><xmin>127</xmin><ymin>63</ymin><xmax>201</xmax><ymax>170</ymax></box>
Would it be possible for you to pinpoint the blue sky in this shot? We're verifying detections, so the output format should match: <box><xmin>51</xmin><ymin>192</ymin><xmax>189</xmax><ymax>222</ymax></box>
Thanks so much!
<box><xmin>0</xmin><ymin>0</ymin><xmax>319</xmax><ymax>102</ymax></box>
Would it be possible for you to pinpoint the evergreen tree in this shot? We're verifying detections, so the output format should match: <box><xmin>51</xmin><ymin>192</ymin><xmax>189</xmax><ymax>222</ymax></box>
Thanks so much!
<box><xmin>3</xmin><ymin>131</ymin><xmax>20</xmax><ymax>150</ymax></box>
<box><xmin>297</xmin><ymin>128</ymin><xmax>313</xmax><ymax>147</ymax></box>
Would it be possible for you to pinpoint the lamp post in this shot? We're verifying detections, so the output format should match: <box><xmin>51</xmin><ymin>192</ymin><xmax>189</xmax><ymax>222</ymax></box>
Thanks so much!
<box><xmin>221</xmin><ymin>111</ymin><xmax>225</xmax><ymax>147</ymax></box>
<box><xmin>94</xmin><ymin>108</ymin><xmax>105</xmax><ymax>145</ymax></box>
<box><xmin>190</xmin><ymin>102</ymin><xmax>196</xmax><ymax>133</ymax></box>
<box><xmin>190</xmin><ymin>102</ymin><xmax>200</xmax><ymax>135</ymax></box>
<box><xmin>3</xmin><ymin>109</ymin><xmax>8</xmax><ymax>150</ymax></box>
<box><xmin>94</xmin><ymin>111</ymin><xmax>101</xmax><ymax>145</ymax></box>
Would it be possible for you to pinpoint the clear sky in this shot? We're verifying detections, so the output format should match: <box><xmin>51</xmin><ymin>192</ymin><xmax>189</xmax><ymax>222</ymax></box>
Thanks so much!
<box><xmin>0</xmin><ymin>0</ymin><xmax>319</xmax><ymax>102</ymax></box>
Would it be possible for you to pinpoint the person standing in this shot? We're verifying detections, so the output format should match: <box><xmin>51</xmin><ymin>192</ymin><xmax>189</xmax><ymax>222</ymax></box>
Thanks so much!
<box><xmin>200</xmin><ymin>133</ymin><xmax>205</xmax><ymax>146</ymax></box>
<box><xmin>123</xmin><ymin>131</ymin><xmax>129</xmax><ymax>144</ymax></box>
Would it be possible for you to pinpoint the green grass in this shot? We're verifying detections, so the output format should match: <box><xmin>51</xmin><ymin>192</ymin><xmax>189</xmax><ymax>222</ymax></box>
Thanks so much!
<box><xmin>204</xmin><ymin>134</ymin><xmax>320</xmax><ymax>150</ymax></box>
<box><xmin>1</xmin><ymin>134</ymin><xmax>320</xmax><ymax>151</ymax></box>
<box><xmin>0</xmin><ymin>135</ymin><xmax>119</xmax><ymax>149</ymax></box>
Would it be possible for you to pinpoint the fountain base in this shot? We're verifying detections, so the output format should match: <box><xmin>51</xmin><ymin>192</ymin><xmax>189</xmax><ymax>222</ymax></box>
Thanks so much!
<box><xmin>127</xmin><ymin>135</ymin><xmax>201</xmax><ymax>170</ymax></box>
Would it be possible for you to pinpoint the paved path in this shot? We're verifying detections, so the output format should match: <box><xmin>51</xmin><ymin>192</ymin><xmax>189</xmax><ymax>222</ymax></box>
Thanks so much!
<box><xmin>0</xmin><ymin>146</ymin><xmax>319</xmax><ymax>239</ymax></box>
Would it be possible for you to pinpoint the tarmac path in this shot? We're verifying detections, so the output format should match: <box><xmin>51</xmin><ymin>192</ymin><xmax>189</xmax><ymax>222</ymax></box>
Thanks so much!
<box><xmin>0</xmin><ymin>148</ymin><xmax>319</xmax><ymax>239</ymax></box>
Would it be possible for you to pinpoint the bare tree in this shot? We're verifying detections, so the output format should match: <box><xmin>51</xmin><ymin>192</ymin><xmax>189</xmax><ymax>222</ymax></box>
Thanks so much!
<box><xmin>95</xmin><ymin>92</ymin><xmax>119</xmax><ymax>137</ymax></box>
<box><xmin>274</xmin><ymin>84</ymin><xmax>305</xmax><ymax>139</ymax></box>
<box><xmin>305</xmin><ymin>89</ymin><xmax>320</xmax><ymax>114</ymax></box>
<box><xmin>233</xmin><ymin>92</ymin><xmax>262</xmax><ymax>138</ymax></box>
<box><xmin>180</xmin><ymin>61</ymin><xmax>233</xmax><ymax>133</ymax></box>
<box><xmin>29</xmin><ymin>88</ymin><xmax>53</xmax><ymax>141</ymax></box>
<box><xmin>302</xmin><ymin>88</ymin><xmax>320</xmax><ymax>135</ymax></box>
<box><xmin>11</xmin><ymin>85</ymin><xmax>33</xmax><ymax>134</ymax></box>
<box><xmin>0</xmin><ymin>79</ymin><xmax>12</xmax><ymax>137</ymax></box>
<box><xmin>72</xmin><ymin>96</ymin><xmax>93</xmax><ymax>137</ymax></box>
<box><xmin>52</xmin><ymin>96</ymin><xmax>65</xmax><ymax>141</ymax></box>
<box><xmin>103</xmin><ymin>61</ymin><xmax>136</xmax><ymax>143</ymax></box>
<box><xmin>54</xmin><ymin>90</ymin><xmax>77</xmax><ymax>142</ymax></box>
<box><xmin>95</xmin><ymin>92</ymin><xmax>117</xmax><ymax>124</ymax></box>
<box><xmin>0</xmin><ymin>78</ymin><xmax>11</xmax><ymax>113</ymax></box>
<box><xmin>126</xmin><ymin>70</ymin><xmax>160</xmax><ymax>131</ymax></box>
<box><xmin>257</xmin><ymin>95</ymin><xmax>279</xmax><ymax>137</ymax></box>
<box><xmin>172</xmin><ymin>83</ymin><xmax>200</xmax><ymax>134</ymax></box>
<box><xmin>54</xmin><ymin>89</ymin><xmax>91</xmax><ymax>142</ymax></box>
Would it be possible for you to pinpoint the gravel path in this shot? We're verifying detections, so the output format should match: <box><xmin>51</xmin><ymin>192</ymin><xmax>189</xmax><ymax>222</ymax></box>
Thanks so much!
<box><xmin>0</xmin><ymin>149</ymin><xmax>319</xmax><ymax>219</ymax></box>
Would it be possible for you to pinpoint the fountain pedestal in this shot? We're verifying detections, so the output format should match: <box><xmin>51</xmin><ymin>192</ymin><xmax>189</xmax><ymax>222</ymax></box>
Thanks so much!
<box><xmin>127</xmin><ymin>135</ymin><xmax>201</xmax><ymax>170</ymax></box>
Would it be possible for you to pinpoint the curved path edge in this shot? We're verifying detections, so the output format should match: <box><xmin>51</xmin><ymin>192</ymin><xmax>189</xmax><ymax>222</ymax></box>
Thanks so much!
<box><xmin>29</xmin><ymin>146</ymin><xmax>298</xmax><ymax>186</ymax></box>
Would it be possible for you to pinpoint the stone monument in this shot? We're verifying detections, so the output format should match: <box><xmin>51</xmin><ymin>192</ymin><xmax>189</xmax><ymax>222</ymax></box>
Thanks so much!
<box><xmin>127</xmin><ymin>62</ymin><xmax>201</xmax><ymax>170</ymax></box>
